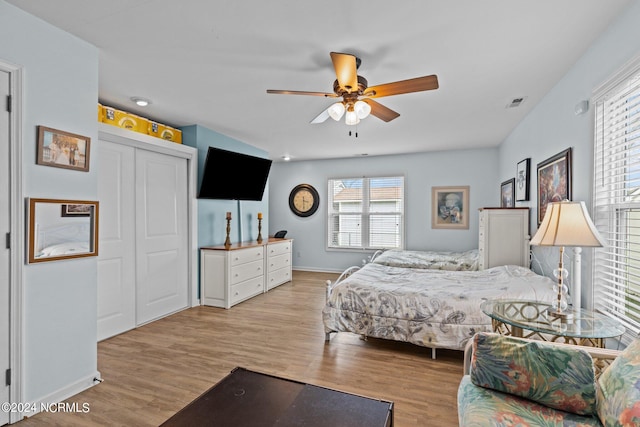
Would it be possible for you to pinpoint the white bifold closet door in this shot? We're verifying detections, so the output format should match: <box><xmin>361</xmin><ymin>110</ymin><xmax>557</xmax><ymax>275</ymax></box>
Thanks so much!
<box><xmin>97</xmin><ymin>141</ymin><xmax>188</xmax><ymax>341</ymax></box>
<box><xmin>135</xmin><ymin>149</ymin><xmax>188</xmax><ymax>324</ymax></box>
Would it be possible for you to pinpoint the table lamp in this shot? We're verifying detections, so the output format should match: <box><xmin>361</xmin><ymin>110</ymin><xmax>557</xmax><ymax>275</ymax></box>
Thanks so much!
<box><xmin>530</xmin><ymin>201</ymin><xmax>606</xmax><ymax>319</ymax></box>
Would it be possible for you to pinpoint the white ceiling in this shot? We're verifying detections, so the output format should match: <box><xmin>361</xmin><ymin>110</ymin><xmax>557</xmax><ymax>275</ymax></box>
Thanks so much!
<box><xmin>7</xmin><ymin>0</ymin><xmax>632</xmax><ymax>161</ymax></box>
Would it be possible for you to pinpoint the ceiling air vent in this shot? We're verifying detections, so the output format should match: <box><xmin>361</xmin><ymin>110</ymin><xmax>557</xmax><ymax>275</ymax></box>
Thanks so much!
<box><xmin>506</xmin><ymin>97</ymin><xmax>527</xmax><ymax>108</ymax></box>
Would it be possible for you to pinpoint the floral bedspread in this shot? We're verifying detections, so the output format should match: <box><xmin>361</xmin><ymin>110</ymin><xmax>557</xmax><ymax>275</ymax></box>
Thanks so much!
<box><xmin>372</xmin><ymin>249</ymin><xmax>480</xmax><ymax>271</ymax></box>
<box><xmin>322</xmin><ymin>263</ymin><xmax>554</xmax><ymax>351</ymax></box>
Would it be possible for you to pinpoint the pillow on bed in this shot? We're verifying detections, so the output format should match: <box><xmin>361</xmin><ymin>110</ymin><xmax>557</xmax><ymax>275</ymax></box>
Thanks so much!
<box><xmin>372</xmin><ymin>249</ymin><xmax>479</xmax><ymax>271</ymax></box>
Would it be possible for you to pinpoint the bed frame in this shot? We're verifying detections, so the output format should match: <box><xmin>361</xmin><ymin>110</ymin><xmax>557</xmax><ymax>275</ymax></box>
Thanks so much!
<box><xmin>324</xmin><ymin>265</ymin><xmax>441</xmax><ymax>359</ymax></box>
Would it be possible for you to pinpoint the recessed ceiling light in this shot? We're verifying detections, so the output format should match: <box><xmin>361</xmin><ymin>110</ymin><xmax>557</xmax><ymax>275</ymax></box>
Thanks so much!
<box><xmin>131</xmin><ymin>97</ymin><xmax>151</xmax><ymax>107</ymax></box>
<box><xmin>282</xmin><ymin>155</ymin><xmax>291</xmax><ymax>161</ymax></box>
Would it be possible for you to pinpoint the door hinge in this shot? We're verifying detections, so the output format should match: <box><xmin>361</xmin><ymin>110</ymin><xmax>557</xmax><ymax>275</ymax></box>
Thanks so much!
<box><xmin>5</xmin><ymin>233</ymin><xmax>9</xmax><ymax>249</ymax></box>
<box><xmin>6</xmin><ymin>95</ymin><xmax>10</xmax><ymax>113</ymax></box>
<box><xmin>5</xmin><ymin>369</ymin><xmax>9</xmax><ymax>386</ymax></box>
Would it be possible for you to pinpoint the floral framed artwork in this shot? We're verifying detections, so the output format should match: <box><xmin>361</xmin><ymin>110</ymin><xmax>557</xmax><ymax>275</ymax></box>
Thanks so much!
<box><xmin>431</xmin><ymin>186</ymin><xmax>470</xmax><ymax>229</ymax></box>
<box><xmin>516</xmin><ymin>158</ymin><xmax>530</xmax><ymax>201</ymax></box>
<box><xmin>500</xmin><ymin>178</ymin><xmax>515</xmax><ymax>208</ymax></box>
<box><xmin>537</xmin><ymin>147</ymin><xmax>572</xmax><ymax>224</ymax></box>
<box><xmin>36</xmin><ymin>126</ymin><xmax>91</xmax><ymax>172</ymax></box>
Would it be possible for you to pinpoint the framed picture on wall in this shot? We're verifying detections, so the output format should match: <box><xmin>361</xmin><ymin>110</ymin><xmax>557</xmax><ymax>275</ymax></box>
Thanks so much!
<box><xmin>536</xmin><ymin>148</ymin><xmax>572</xmax><ymax>224</ymax></box>
<box><xmin>516</xmin><ymin>158</ymin><xmax>530</xmax><ymax>201</ymax></box>
<box><xmin>61</xmin><ymin>203</ymin><xmax>92</xmax><ymax>217</ymax></box>
<box><xmin>431</xmin><ymin>186</ymin><xmax>470</xmax><ymax>229</ymax></box>
<box><xmin>500</xmin><ymin>178</ymin><xmax>515</xmax><ymax>208</ymax></box>
<box><xmin>36</xmin><ymin>125</ymin><xmax>91</xmax><ymax>172</ymax></box>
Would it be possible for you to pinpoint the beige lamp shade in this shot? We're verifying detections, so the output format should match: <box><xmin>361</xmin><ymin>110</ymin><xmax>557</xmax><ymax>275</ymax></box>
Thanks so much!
<box><xmin>531</xmin><ymin>201</ymin><xmax>606</xmax><ymax>247</ymax></box>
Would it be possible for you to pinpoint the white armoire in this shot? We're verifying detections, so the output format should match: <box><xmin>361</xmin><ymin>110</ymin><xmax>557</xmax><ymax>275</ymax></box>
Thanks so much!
<box><xmin>96</xmin><ymin>124</ymin><xmax>198</xmax><ymax>341</ymax></box>
<box><xmin>478</xmin><ymin>208</ymin><xmax>530</xmax><ymax>269</ymax></box>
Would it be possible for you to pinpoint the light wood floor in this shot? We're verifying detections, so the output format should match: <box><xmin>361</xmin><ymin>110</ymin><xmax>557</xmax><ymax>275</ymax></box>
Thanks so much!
<box><xmin>17</xmin><ymin>270</ymin><xmax>464</xmax><ymax>426</ymax></box>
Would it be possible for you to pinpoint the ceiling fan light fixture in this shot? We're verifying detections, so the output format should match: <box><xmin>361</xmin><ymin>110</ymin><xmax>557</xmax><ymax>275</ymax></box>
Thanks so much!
<box><xmin>327</xmin><ymin>102</ymin><xmax>345</xmax><ymax>121</ymax></box>
<box><xmin>345</xmin><ymin>109</ymin><xmax>360</xmax><ymax>126</ymax></box>
<box><xmin>354</xmin><ymin>100</ymin><xmax>371</xmax><ymax>119</ymax></box>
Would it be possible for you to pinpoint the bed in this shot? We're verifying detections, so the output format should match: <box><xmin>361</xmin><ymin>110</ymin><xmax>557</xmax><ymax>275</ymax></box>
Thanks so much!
<box><xmin>322</xmin><ymin>249</ymin><xmax>555</xmax><ymax>357</ymax></box>
<box><xmin>370</xmin><ymin>248</ymin><xmax>480</xmax><ymax>271</ymax></box>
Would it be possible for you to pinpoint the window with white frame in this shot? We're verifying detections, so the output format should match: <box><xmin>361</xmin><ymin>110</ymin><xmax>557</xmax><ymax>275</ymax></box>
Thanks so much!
<box><xmin>593</xmin><ymin>56</ymin><xmax>640</xmax><ymax>344</ymax></box>
<box><xmin>327</xmin><ymin>176</ymin><xmax>404</xmax><ymax>250</ymax></box>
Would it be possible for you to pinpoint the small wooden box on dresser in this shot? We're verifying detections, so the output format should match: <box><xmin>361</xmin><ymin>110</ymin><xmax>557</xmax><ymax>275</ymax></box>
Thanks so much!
<box><xmin>201</xmin><ymin>237</ymin><xmax>293</xmax><ymax>308</ymax></box>
<box><xmin>478</xmin><ymin>208</ymin><xmax>530</xmax><ymax>269</ymax></box>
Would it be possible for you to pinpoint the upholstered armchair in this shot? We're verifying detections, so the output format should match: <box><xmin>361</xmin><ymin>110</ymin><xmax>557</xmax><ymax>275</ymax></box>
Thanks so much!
<box><xmin>458</xmin><ymin>332</ymin><xmax>640</xmax><ymax>426</ymax></box>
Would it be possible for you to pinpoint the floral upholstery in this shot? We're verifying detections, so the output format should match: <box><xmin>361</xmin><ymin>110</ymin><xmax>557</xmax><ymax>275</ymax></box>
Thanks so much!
<box><xmin>458</xmin><ymin>376</ymin><xmax>603</xmax><ymax>427</ymax></box>
<box><xmin>459</xmin><ymin>333</ymin><xmax>640</xmax><ymax>427</ymax></box>
<box><xmin>596</xmin><ymin>337</ymin><xmax>640</xmax><ymax>426</ymax></box>
<box><xmin>469</xmin><ymin>333</ymin><xmax>597</xmax><ymax>415</ymax></box>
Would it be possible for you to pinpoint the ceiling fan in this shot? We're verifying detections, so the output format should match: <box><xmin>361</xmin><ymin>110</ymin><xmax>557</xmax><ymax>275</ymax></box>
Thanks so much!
<box><xmin>267</xmin><ymin>52</ymin><xmax>439</xmax><ymax>125</ymax></box>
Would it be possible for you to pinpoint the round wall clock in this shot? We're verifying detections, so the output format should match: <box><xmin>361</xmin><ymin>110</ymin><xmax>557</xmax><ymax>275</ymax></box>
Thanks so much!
<box><xmin>289</xmin><ymin>184</ymin><xmax>320</xmax><ymax>217</ymax></box>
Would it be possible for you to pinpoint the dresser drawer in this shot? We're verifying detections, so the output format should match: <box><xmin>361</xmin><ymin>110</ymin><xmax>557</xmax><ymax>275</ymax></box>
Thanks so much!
<box><xmin>267</xmin><ymin>267</ymin><xmax>291</xmax><ymax>289</ymax></box>
<box><xmin>268</xmin><ymin>253</ymin><xmax>290</xmax><ymax>272</ymax></box>
<box><xmin>230</xmin><ymin>276</ymin><xmax>264</xmax><ymax>305</ymax></box>
<box><xmin>268</xmin><ymin>241</ymin><xmax>291</xmax><ymax>257</ymax></box>
<box><xmin>230</xmin><ymin>246</ymin><xmax>264</xmax><ymax>266</ymax></box>
<box><xmin>230</xmin><ymin>259</ymin><xmax>263</xmax><ymax>285</ymax></box>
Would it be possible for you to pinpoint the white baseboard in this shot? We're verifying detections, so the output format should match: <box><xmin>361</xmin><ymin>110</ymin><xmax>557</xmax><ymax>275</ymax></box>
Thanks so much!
<box><xmin>20</xmin><ymin>371</ymin><xmax>101</xmax><ymax>419</ymax></box>
<box><xmin>292</xmin><ymin>267</ymin><xmax>344</xmax><ymax>273</ymax></box>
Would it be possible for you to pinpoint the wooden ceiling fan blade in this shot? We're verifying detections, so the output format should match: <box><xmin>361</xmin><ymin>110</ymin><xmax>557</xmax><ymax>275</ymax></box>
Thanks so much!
<box><xmin>363</xmin><ymin>99</ymin><xmax>400</xmax><ymax>122</ymax></box>
<box><xmin>364</xmin><ymin>75</ymin><xmax>439</xmax><ymax>98</ymax></box>
<box><xmin>330</xmin><ymin>52</ymin><xmax>358</xmax><ymax>93</ymax></box>
<box><xmin>266</xmin><ymin>89</ymin><xmax>337</xmax><ymax>97</ymax></box>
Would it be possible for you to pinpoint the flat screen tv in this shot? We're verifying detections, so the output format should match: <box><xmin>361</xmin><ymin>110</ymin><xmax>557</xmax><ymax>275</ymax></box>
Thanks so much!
<box><xmin>198</xmin><ymin>147</ymin><xmax>272</xmax><ymax>200</ymax></box>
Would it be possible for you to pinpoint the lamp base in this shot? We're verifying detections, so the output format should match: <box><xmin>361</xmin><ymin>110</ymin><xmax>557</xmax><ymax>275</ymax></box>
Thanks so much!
<box><xmin>546</xmin><ymin>307</ymin><xmax>574</xmax><ymax>321</ymax></box>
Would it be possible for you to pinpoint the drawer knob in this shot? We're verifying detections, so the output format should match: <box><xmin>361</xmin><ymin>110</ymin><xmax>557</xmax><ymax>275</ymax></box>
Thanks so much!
<box><xmin>234</xmin><ymin>291</ymin><xmax>239</xmax><ymax>296</ymax></box>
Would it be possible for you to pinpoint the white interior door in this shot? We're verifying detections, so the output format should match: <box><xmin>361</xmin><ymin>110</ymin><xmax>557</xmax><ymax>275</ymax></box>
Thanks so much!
<box><xmin>96</xmin><ymin>141</ymin><xmax>136</xmax><ymax>341</ymax></box>
<box><xmin>0</xmin><ymin>69</ymin><xmax>10</xmax><ymax>426</ymax></box>
<box><xmin>135</xmin><ymin>149</ymin><xmax>188</xmax><ymax>324</ymax></box>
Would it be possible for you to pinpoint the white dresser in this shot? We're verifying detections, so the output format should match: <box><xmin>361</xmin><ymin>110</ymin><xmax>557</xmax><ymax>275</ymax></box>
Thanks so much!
<box><xmin>478</xmin><ymin>208</ymin><xmax>530</xmax><ymax>269</ymax></box>
<box><xmin>201</xmin><ymin>238</ymin><xmax>293</xmax><ymax>308</ymax></box>
<box><xmin>266</xmin><ymin>239</ymin><xmax>292</xmax><ymax>290</ymax></box>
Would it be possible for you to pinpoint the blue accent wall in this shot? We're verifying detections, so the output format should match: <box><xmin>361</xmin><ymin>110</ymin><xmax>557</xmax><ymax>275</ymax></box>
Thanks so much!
<box><xmin>181</xmin><ymin>124</ymin><xmax>270</xmax><ymax>247</ymax></box>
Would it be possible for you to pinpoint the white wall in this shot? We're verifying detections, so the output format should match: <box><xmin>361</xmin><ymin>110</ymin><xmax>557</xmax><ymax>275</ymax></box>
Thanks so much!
<box><xmin>269</xmin><ymin>148</ymin><xmax>498</xmax><ymax>272</ymax></box>
<box><xmin>498</xmin><ymin>0</ymin><xmax>640</xmax><ymax>309</ymax></box>
<box><xmin>0</xmin><ymin>0</ymin><xmax>99</xmax><ymax>405</ymax></box>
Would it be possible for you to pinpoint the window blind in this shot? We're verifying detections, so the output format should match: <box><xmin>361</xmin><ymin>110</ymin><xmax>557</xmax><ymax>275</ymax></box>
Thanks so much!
<box><xmin>593</xmin><ymin>62</ymin><xmax>640</xmax><ymax>344</ymax></box>
<box><xmin>327</xmin><ymin>176</ymin><xmax>404</xmax><ymax>250</ymax></box>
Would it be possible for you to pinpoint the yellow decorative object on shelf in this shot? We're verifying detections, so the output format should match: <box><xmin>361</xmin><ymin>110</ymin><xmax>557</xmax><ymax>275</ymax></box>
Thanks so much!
<box><xmin>99</xmin><ymin>103</ymin><xmax>181</xmax><ymax>143</ymax></box>
<box><xmin>101</xmin><ymin>106</ymin><xmax>149</xmax><ymax>134</ymax></box>
<box><xmin>148</xmin><ymin>121</ymin><xmax>182</xmax><ymax>144</ymax></box>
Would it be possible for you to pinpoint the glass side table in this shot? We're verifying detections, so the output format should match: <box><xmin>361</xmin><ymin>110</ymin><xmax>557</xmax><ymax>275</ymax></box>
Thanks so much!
<box><xmin>480</xmin><ymin>299</ymin><xmax>625</xmax><ymax>348</ymax></box>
